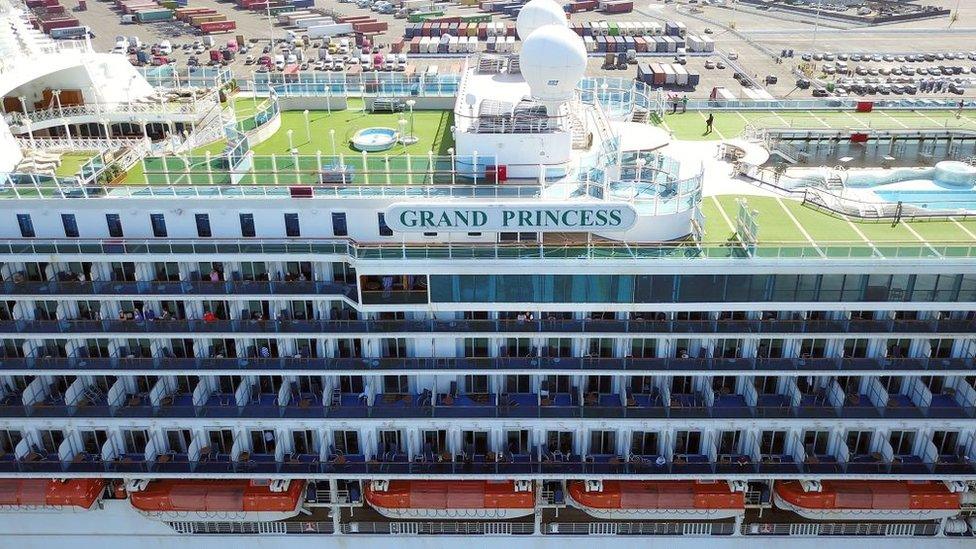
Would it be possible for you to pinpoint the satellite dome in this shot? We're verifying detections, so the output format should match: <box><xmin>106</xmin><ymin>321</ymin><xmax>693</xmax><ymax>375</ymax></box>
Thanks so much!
<box><xmin>519</xmin><ymin>23</ymin><xmax>587</xmax><ymax>105</ymax></box>
<box><xmin>515</xmin><ymin>0</ymin><xmax>567</xmax><ymax>40</ymax></box>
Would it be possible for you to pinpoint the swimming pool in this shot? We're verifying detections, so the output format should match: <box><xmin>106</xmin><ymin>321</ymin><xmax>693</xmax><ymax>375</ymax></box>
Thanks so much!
<box><xmin>873</xmin><ymin>189</ymin><xmax>976</xmax><ymax>211</ymax></box>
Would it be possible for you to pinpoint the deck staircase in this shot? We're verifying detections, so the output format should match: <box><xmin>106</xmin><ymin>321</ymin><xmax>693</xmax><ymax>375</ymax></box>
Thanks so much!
<box><xmin>824</xmin><ymin>171</ymin><xmax>845</xmax><ymax>190</ymax></box>
<box><xmin>631</xmin><ymin>108</ymin><xmax>649</xmax><ymax>123</ymax></box>
<box><xmin>769</xmin><ymin>141</ymin><xmax>806</xmax><ymax>165</ymax></box>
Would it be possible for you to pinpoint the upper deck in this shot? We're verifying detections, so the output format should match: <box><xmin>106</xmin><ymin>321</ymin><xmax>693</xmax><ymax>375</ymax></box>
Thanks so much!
<box><xmin>2</xmin><ymin>70</ymin><xmax>976</xmax><ymax>259</ymax></box>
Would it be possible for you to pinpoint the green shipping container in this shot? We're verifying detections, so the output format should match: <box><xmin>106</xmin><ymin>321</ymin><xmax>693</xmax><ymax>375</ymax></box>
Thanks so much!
<box><xmin>136</xmin><ymin>8</ymin><xmax>174</xmax><ymax>22</ymax></box>
<box><xmin>160</xmin><ymin>0</ymin><xmax>177</xmax><ymax>8</ymax></box>
<box><xmin>607</xmin><ymin>22</ymin><xmax>619</xmax><ymax>36</ymax></box>
<box><xmin>459</xmin><ymin>14</ymin><xmax>491</xmax><ymax>23</ymax></box>
<box><xmin>407</xmin><ymin>11</ymin><xmax>444</xmax><ymax>23</ymax></box>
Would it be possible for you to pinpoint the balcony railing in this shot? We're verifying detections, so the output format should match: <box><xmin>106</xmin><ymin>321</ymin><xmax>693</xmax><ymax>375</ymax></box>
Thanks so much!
<box><xmin>0</xmin><ymin>403</ymin><xmax>972</xmax><ymax>421</ymax></box>
<box><xmin>1</xmin><ymin>356</ymin><xmax>971</xmax><ymax>374</ymax></box>
<box><xmin>2</xmin><ymin>456</ymin><xmax>972</xmax><ymax>477</ymax></box>
<box><xmin>1</xmin><ymin>318</ymin><xmax>973</xmax><ymax>338</ymax></box>
<box><xmin>1</xmin><ymin>238</ymin><xmax>975</xmax><ymax>262</ymax></box>
<box><xmin>1</xmin><ymin>280</ymin><xmax>357</xmax><ymax>299</ymax></box>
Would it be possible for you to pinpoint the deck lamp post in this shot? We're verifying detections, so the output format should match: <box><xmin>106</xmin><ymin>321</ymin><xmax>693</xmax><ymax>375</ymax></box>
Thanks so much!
<box><xmin>402</xmin><ymin>99</ymin><xmax>418</xmax><ymax>145</ymax></box>
<box><xmin>303</xmin><ymin>109</ymin><xmax>310</xmax><ymax>142</ymax></box>
<box><xmin>329</xmin><ymin>129</ymin><xmax>337</xmax><ymax>159</ymax></box>
<box><xmin>287</xmin><ymin>129</ymin><xmax>294</xmax><ymax>153</ymax></box>
<box><xmin>636</xmin><ymin>156</ymin><xmax>646</xmax><ymax>183</ymax></box>
<box><xmin>398</xmin><ymin>118</ymin><xmax>409</xmax><ymax>150</ymax></box>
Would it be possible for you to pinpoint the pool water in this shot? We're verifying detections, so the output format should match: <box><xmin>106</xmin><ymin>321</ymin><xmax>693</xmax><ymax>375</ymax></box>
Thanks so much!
<box><xmin>873</xmin><ymin>189</ymin><xmax>976</xmax><ymax>211</ymax></box>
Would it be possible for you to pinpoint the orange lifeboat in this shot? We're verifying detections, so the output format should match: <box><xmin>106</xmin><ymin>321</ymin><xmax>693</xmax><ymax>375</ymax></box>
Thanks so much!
<box><xmin>567</xmin><ymin>481</ymin><xmax>745</xmax><ymax>520</ymax></box>
<box><xmin>0</xmin><ymin>479</ymin><xmax>104</xmax><ymax>510</ymax></box>
<box><xmin>129</xmin><ymin>480</ymin><xmax>305</xmax><ymax>521</ymax></box>
<box><xmin>774</xmin><ymin>481</ymin><xmax>960</xmax><ymax>521</ymax></box>
<box><xmin>364</xmin><ymin>480</ymin><xmax>535</xmax><ymax>519</ymax></box>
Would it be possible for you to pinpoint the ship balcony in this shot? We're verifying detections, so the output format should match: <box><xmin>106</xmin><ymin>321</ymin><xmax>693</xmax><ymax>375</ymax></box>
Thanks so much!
<box><xmin>3</xmin><ymin>396</ymin><xmax>976</xmax><ymax>421</ymax></box>
<box><xmin>4</xmin><ymin>317</ymin><xmax>976</xmax><ymax>341</ymax></box>
<box><xmin>3</xmin><ymin>442</ymin><xmax>976</xmax><ymax>476</ymax></box>
<box><xmin>0</xmin><ymin>279</ymin><xmax>358</xmax><ymax>300</ymax></box>
<box><xmin>8</xmin><ymin>351</ymin><xmax>976</xmax><ymax>376</ymax></box>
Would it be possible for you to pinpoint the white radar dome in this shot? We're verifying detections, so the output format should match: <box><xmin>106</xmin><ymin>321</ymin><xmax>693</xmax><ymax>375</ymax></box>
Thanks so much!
<box><xmin>519</xmin><ymin>23</ymin><xmax>588</xmax><ymax>104</ymax></box>
<box><xmin>515</xmin><ymin>0</ymin><xmax>567</xmax><ymax>39</ymax></box>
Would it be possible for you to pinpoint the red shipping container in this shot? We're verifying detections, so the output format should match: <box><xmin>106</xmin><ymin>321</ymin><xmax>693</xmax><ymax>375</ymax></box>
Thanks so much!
<box><xmin>634</xmin><ymin>36</ymin><xmax>646</xmax><ymax>52</ymax></box>
<box><xmin>353</xmin><ymin>21</ymin><xmax>387</xmax><ymax>33</ymax></box>
<box><xmin>41</xmin><ymin>18</ymin><xmax>80</xmax><ymax>32</ymax></box>
<box><xmin>409</xmin><ymin>36</ymin><xmax>421</xmax><ymax>53</ymax></box>
<box><xmin>477</xmin><ymin>22</ymin><xmax>487</xmax><ymax>39</ymax></box>
<box><xmin>199</xmin><ymin>20</ymin><xmax>237</xmax><ymax>33</ymax></box>
<box><xmin>390</xmin><ymin>39</ymin><xmax>404</xmax><ymax>53</ymax></box>
<box><xmin>605</xmin><ymin>0</ymin><xmax>632</xmax><ymax>13</ymax></box>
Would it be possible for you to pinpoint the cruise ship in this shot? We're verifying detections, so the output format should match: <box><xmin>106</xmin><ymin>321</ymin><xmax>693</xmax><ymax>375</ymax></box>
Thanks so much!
<box><xmin>1</xmin><ymin>0</ymin><xmax>976</xmax><ymax>546</ymax></box>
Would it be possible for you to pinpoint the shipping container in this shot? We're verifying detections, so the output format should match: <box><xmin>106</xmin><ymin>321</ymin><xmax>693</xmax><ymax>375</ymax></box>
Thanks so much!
<box><xmin>189</xmin><ymin>14</ymin><xmax>225</xmax><ymax>24</ymax></box>
<box><xmin>662</xmin><ymin>63</ymin><xmax>675</xmax><ymax>85</ymax></box>
<box><xmin>633</xmin><ymin>36</ymin><xmax>646</xmax><ymax>53</ymax></box>
<box><xmin>602</xmin><ymin>0</ymin><xmax>632</xmax><ymax>14</ymax></box>
<box><xmin>305</xmin><ymin>23</ymin><xmax>352</xmax><ymax>40</ymax></box>
<box><xmin>673</xmin><ymin>64</ymin><xmax>688</xmax><ymax>86</ymax></box>
<box><xmin>40</xmin><ymin>18</ymin><xmax>81</xmax><ymax>33</ymax></box>
<box><xmin>352</xmin><ymin>20</ymin><xmax>387</xmax><ymax>34</ymax></box>
<box><xmin>49</xmin><ymin>25</ymin><xmax>89</xmax><ymax>39</ymax></box>
<box><xmin>277</xmin><ymin>10</ymin><xmax>310</xmax><ymax>24</ymax></box>
<box><xmin>686</xmin><ymin>70</ymin><xmax>700</xmax><ymax>88</ymax></box>
<box><xmin>135</xmin><ymin>8</ymin><xmax>174</xmax><ymax>22</ymax></box>
<box><xmin>296</xmin><ymin>17</ymin><xmax>335</xmax><ymax>29</ymax></box>
<box><xmin>198</xmin><ymin>20</ymin><xmax>237</xmax><ymax>33</ymax></box>
<box><xmin>636</xmin><ymin>61</ymin><xmax>650</xmax><ymax>84</ymax></box>
<box><xmin>176</xmin><ymin>7</ymin><xmax>214</xmax><ymax>21</ymax></box>
<box><xmin>652</xmin><ymin>64</ymin><xmax>666</xmax><ymax>86</ymax></box>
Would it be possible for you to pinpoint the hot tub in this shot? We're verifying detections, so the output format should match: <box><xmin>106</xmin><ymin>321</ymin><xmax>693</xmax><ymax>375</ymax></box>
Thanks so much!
<box><xmin>350</xmin><ymin>127</ymin><xmax>399</xmax><ymax>152</ymax></box>
<box><xmin>933</xmin><ymin>160</ymin><xmax>976</xmax><ymax>188</ymax></box>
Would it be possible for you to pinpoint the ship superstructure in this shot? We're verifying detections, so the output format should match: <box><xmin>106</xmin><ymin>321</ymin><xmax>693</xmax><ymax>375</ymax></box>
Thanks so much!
<box><xmin>0</xmin><ymin>0</ymin><xmax>975</xmax><ymax>546</ymax></box>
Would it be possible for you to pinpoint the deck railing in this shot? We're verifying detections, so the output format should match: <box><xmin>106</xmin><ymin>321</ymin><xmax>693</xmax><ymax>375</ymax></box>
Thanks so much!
<box><xmin>0</xmin><ymin>238</ymin><xmax>973</xmax><ymax>261</ymax></box>
<box><xmin>5</xmin><ymin>458</ymin><xmax>973</xmax><ymax>478</ymax></box>
<box><xmin>1</xmin><ymin>355</ymin><xmax>971</xmax><ymax>375</ymax></box>
<box><xmin>1</xmin><ymin>317</ymin><xmax>974</xmax><ymax>339</ymax></box>
<box><xmin>1</xmin><ymin>401</ymin><xmax>973</xmax><ymax>422</ymax></box>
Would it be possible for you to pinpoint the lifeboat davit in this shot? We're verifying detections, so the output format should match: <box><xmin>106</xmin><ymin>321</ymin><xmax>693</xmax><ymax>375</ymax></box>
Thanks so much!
<box><xmin>364</xmin><ymin>480</ymin><xmax>535</xmax><ymax>519</ymax></box>
<box><xmin>774</xmin><ymin>481</ymin><xmax>960</xmax><ymax>521</ymax></box>
<box><xmin>567</xmin><ymin>481</ymin><xmax>745</xmax><ymax>520</ymax></box>
<box><xmin>129</xmin><ymin>480</ymin><xmax>305</xmax><ymax>521</ymax></box>
<box><xmin>0</xmin><ymin>479</ymin><xmax>104</xmax><ymax>510</ymax></box>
